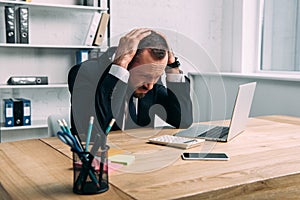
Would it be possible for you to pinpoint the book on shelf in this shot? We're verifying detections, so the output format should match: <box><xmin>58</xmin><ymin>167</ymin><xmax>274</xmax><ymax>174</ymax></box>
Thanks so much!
<box><xmin>84</xmin><ymin>12</ymin><xmax>102</xmax><ymax>46</ymax></box>
<box><xmin>93</xmin><ymin>13</ymin><xmax>109</xmax><ymax>46</ymax></box>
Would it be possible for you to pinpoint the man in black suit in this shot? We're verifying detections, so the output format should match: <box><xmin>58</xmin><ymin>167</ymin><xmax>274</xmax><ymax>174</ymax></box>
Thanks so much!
<box><xmin>68</xmin><ymin>28</ymin><xmax>192</xmax><ymax>136</ymax></box>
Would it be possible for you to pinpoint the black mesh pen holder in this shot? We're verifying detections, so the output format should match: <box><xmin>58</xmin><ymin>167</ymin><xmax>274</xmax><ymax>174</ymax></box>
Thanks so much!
<box><xmin>72</xmin><ymin>145</ymin><xmax>109</xmax><ymax>195</ymax></box>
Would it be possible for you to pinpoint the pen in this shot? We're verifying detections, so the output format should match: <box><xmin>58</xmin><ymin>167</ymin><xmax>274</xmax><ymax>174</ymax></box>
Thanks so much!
<box><xmin>99</xmin><ymin>118</ymin><xmax>115</xmax><ymax>187</ymax></box>
<box><xmin>62</xmin><ymin>119</ymin><xmax>72</xmax><ymax>135</ymax></box>
<box><xmin>57</xmin><ymin>119</ymin><xmax>67</xmax><ymax>133</ymax></box>
<box><xmin>105</xmin><ymin>118</ymin><xmax>116</xmax><ymax>135</ymax></box>
<box><xmin>85</xmin><ymin>116</ymin><xmax>94</xmax><ymax>152</ymax></box>
<box><xmin>90</xmin><ymin>118</ymin><xmax>115</xmax><ymax>155</ymax></box>
<box><xmin>61</xmin><ymin>118</ymin><xmax>84</xmax><ymax>152</ymax></box>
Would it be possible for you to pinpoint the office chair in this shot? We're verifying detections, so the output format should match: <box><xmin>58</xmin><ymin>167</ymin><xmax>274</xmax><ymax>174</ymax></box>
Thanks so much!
<box><xmin>47</xmin><ymin>114</ymin><xmax>70</xmax><ymax>137</ymax></box>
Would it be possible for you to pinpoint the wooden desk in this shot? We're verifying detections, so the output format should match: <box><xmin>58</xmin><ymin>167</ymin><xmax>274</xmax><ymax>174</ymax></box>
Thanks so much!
<box><xmin>0</xmin><ymin>139</ymin><xmax>132</xmax><ymax>200</ymax></box>
<box><xmin>1</xmin><ymin>115</ymin><xmax>300</xmax><ymax>199</ymax></box>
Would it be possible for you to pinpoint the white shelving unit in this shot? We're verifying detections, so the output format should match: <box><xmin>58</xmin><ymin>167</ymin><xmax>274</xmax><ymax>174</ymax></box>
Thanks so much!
<box><xmin>0</xmin><ymin>43</ymin><xmax>101</xmax><ymax>49</ymax></box>
<box><xmin>0</xmin><ymin>0</ymin><xmax>109</xmax><ymax>142</ymax></box>
<box><xmin>1</xmin><ymin>120</ymin><xmax>47</xmax><ymax>131</ymax></box>
<box><xmin>0</xmin><ymin>83</ymin><xmax>68</xmax><ymax>89</ymax></box>
<box><xmin>0</xmin><ymin>0</ymin><xmax>107</xmax><ymax>10</ymax></box>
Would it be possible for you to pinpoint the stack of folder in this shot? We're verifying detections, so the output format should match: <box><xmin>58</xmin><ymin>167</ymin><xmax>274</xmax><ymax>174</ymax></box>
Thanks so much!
<box><xmin>84</xmin><ymin>12</ymin><xmax>110</xmax><ymax>46</ymax></box>
<box><xmin>4</xmin><ymin>6</ymin><xmax>29</xmax><ymax>44</ymax></box>
<box><xmin>3</xmin><ymin>98</ymin><xmax>31</xmax><ymax>127</ymax></box>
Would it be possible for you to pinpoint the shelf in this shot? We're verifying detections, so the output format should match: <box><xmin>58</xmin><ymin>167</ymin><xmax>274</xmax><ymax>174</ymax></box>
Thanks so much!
<box><xmin>0</xmin><ymin>0</ymin><xmax>109</xmax><ymax>142</ymax></box>
<box><xmin>0</xmin><ymin>43</ymin><xmax>103</xmax><ymax>49</ymax></box>
<box><xmin>0</xmin><ymin>0</ymin><xmax>108</xmax><ymax>11</ymax></box>
<box><xmin>0</xmin><ymin>83</ymin><xmax>68</xmax><ymax>89</ymax></box>
<box><xmin>0</xmin><ymin>120</ymin><xmax>47</xmax><ymax>131</ymax></box>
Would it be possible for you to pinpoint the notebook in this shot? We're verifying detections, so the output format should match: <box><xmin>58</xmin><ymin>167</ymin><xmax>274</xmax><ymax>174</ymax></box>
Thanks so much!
<box><xmin>175</xmin><ymin>82</ymin><xmax>257</xmax><ymax>142</ymax></box>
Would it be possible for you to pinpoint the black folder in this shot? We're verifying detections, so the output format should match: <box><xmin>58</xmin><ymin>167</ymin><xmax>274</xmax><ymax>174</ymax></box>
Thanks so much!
<box><xmin>5</xmin><ymin>6</ymin><xmax>16</xmax><ymax>43</ymax></box>
<box><xmin>17</xmin><ymin>7</ymin><xmax>29</xmax><ymax>44</ymax></box>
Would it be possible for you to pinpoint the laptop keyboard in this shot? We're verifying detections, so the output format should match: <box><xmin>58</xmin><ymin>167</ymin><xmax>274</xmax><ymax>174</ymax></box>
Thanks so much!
<box><xmin>197</xmin><ymin>126</ymin><xmax>229</xmax><ymax>139</ymax></box>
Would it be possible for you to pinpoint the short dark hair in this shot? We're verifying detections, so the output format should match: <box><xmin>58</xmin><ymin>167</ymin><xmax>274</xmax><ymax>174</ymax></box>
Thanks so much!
<box><xmin>130</xmin><ymin>31</ymin><xmax>169</xmax><ymax>65</ymax></box>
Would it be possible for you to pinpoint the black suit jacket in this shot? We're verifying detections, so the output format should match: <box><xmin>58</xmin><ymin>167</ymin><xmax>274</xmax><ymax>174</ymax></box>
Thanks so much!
<box><xmin>68</xmin><ymin>47</ymin><xmax>193</xmax><ymax>136</ymax></box>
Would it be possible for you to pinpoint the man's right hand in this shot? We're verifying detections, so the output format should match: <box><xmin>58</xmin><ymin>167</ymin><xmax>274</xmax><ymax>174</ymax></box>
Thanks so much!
<box><xmin>113</xmin><ymin>28</ymin><xmax>151</xmax><ymax>69</ymax></box>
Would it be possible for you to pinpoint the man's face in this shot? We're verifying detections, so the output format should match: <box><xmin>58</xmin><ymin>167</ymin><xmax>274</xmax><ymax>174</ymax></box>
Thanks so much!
<box><xmin>129</xmin><ymin>49</ymin><xmax>167</xmax><ymax>98</ymax></box>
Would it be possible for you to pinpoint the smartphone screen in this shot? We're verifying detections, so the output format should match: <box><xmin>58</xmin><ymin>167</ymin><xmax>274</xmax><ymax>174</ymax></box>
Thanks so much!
<box><xmin>181</xmin><ymin>153</ymin><xmax>229</xmax><ymax>161</ymax></box>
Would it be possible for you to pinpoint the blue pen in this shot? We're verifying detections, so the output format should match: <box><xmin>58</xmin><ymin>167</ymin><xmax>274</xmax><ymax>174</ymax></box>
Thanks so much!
<box><xmin>57</xmin><ymin>120</ymin><xmax>99</xmax><ymax>188</ymax></box>
<box><xmin>85</xmin><ymin>116</ymin><xmax>94</xmax><ymax>152</ymax></box>
<box><xmin>62</xmin><ymin>119</ymin><xmax>72</xmax><ymax>135</ymax></box>
<box><xmin>61</xmin><ymin>119</ymin><xmax>84</xmax><ymax>152</ymax></box>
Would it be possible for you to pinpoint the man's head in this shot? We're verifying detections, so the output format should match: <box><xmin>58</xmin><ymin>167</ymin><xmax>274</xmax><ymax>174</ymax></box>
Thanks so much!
<box><xmin>128</xmin><ymin>31</ymin><xmax>169</xmax><ymax>98</ymax></box>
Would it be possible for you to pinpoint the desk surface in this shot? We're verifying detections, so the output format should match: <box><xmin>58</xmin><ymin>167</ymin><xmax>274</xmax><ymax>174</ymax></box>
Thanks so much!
<box><xmin>1</xmin><ymin>115</ymin><xmax>300</xmax><ymax>200</ymax></box>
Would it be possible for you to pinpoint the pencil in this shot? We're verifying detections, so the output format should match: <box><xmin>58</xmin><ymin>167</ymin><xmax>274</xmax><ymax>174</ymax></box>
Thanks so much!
<box><xmin>85</xmin><ymin>116</ymin><xmax>94</xmax><ymax>152</ymax></box>
<box><xmin>99</xmin><ymin>118</ymin><xmax>116</xmax><ymax>185</ymax></box>
<box><xmin>57</xmin><ymin>119</ymin><xmax>67</xmax><ymax>133</ymax></box>
<box><xmin>105</xmin><ymin>118</ymin><xmax>116</xmax><ymax>135</ymax></box>
<box><xmin>61</xmin><ymin>119</ymin><xmax>84</xmax><ymax>152</ymax></box>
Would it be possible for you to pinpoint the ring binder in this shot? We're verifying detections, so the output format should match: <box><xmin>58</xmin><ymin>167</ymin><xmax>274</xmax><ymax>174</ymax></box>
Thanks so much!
<box><xmin>84</xmin><ymin>12</ymin><xmax>101</xmax><ymax>46</ymax></box>
<box><xmin>17</xmin><ymin>7</ymin><xmax>29</xmax><ymax>44</ymax></box>
<box><xmin>93</xmin><ymin>13</ymin><xmax>109</xmax><ymax>46</ymax></box>
<box><xmin>3</xmin><ymin>98</ymin><xmax>31</xmax><ymax>127</ymax></box>
<box><xmin>3</xmin><ymin>99</ymin><xmax>14</xmax><ymax>127</ymax></box>
<box><xmin>5</xmin><ymin>6</ymin><xmax>16</xmax><ymax>43</ymax></box>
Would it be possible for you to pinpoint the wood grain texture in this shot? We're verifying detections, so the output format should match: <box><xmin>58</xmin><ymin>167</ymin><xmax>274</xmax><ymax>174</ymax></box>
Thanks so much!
<box><xmin>0</xmin><ymin>139</ymin><xmax>132</xmax><ymax>200</ymax></box>
<box><xmin>107</xmin><ymin>116</ymin><xmax>300</xmax><ymax>199</ymax></box>
<box><xmin>2</xmin><ymin>115</ymin><xmax>300</xmax><ymax>199</ymax></box>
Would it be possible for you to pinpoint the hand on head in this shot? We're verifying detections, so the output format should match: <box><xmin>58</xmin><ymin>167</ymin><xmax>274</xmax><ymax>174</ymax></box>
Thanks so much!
<box><xmin>113</xmin><ymin>28</ymin><xmax>181</xmax><ymax>97</ymax></box>
<box><xmin>113</xmin><ymin>28</ymin><xmax>152</xmax><ymax>69</ymax></box>
<box><xmin>113</xmin><ymin>28</ymin><xmax>177</xmax><ymax>68</ymax></box>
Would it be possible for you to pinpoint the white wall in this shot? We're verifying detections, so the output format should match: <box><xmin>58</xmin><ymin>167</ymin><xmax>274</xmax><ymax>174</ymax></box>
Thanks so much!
<box><xmin>109</xmin><ymin>0</ymin><xmax>223</xmax><ymax>71</ymax></box>
<box><xmin>109</xmin><ymin>0</ymin><xmax>300</xmax><ymax>120</ymax></box>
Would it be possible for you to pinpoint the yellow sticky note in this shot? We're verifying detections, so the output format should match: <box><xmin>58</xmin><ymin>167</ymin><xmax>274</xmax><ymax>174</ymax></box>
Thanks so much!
<box><xmin>108</xmin><ymin>148</ymin><xmax>125</xmax><ymax>157</ymax></box>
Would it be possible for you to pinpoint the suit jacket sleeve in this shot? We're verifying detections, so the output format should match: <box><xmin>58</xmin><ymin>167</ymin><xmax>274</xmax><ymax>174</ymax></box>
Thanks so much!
<box><xmin>137</xmin><ymin>76</ymin><xmax>193</xmax><ymax>129</ymax></box>
<box><xmin>157</xmin><ymin>76</ymin><xmax>193</xmax><ymax>128</ymax></box>
<box><xmin>95</xmin><ymin>65</ymin><xmax>128</xmax><ymax>132</ymax></box>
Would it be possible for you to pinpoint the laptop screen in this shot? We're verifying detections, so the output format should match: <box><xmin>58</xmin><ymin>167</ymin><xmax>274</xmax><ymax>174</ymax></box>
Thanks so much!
<box><xmin>227</xmin><ymin>82</ymin><xmax>256</xmax><ymax>141</ymax></box>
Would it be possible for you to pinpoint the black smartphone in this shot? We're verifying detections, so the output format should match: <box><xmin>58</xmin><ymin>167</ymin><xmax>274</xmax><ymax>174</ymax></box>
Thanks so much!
<box><xmin>181</xmin><ymin>152</ymin><xmax>229</xmax><ymax>161</ymax></box>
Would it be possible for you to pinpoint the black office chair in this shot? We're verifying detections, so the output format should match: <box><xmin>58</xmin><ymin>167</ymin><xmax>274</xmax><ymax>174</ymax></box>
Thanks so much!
<box><xmin>67</xmin><ymin>47</ymin><xmax>117</xmax><ymax>137</ymax></box>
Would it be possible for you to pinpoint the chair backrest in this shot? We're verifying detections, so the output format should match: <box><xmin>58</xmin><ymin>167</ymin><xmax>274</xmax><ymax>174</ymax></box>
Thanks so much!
<box><xmin>47</xmin><ymin>114</ymin><xmax>70</xmax><ymax>137</ymax></box>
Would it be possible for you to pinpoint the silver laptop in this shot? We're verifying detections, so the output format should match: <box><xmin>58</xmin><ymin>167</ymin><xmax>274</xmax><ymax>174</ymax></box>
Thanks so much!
<box><xmin>175</xmin><ymin>82</ymin><xmax>257</xmax><ymax>142</ymax></box>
